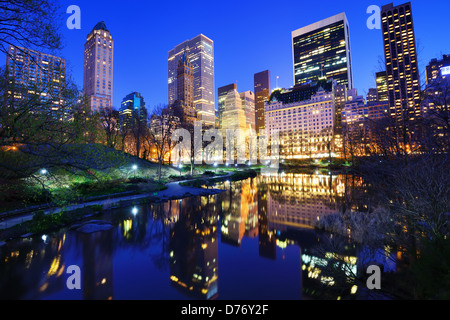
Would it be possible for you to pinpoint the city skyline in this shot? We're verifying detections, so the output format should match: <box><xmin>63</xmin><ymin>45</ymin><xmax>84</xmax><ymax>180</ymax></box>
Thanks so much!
<box><xmin>1</xmin><ymin>0</ymin><xmax>449</xmax><ymax>114</ymax></box>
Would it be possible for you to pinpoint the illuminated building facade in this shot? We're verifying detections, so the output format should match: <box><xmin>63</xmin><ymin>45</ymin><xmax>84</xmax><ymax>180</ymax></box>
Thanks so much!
<box><xmin>6</xmin><ymin>45</ymin><xmax>67</xmax><ymax>120</ymax></box>
<box><xmin>342</xmin><ymin>89</ymin><xmax>367</xmax><ymax>126</ymax></box>
<box><xmin>218</xmin><ymin>83</ymin><xmax>237</xmax><ymax>129</ymax></box>
<box><xmin>424</xmin><ymin>54</ymin><xmax>450</xmax><ymax>116</ymax></box>
<box><xmin>381</xmin><ymin>2</ymin><xmax>421</xmax><ymax>125</ymax></box>
<box><xmin>169</xmin><ymin>50</ymin><xmax>197</xmax><ymax>129</ymax></box>
<box><xmin>366</xmin><ymin>88</ymin><xmax>378</xmax><ymax>104</ymax></box>
<box><xmin>168</xmin><ymin>34</ymin><xmax>215</xmax><ymax>129</ymax></box>
<box><xmin>119</xmin><ymin>92</ymin><xmax>147</xmax><ymax>130</ymax></box>
<box><xmin>221</xmin><ymin>88</ymin><xmax>247</xmax><ymax>132</ymax></box>
<box><xmin>265</xmin><ymin>80</ymin><xmax>336</xmax><ymax>159</ymax></box>
<box><xmin>425</xmin><ymin>54</ymin><xmax>450</xmax><ymax>86</ymax></box>
<box><xmin>240</xmin><ymin>90</ymin><xmax>256</xmax><ymax>131</ymax></box>
<box><xmin>376</xmin><ymin>71</ymin><xmax>389</xmax><ymax>102</ymax></box>
<box><xmin>292</xmin><ymin>13</ymin><xmax>353</xmax><ymax>90</ymax></box>
<box><xmin>254</xmin><ymin>70</ymin><xmax>271</xmax><ymax>134</ymax></box>
<box><xmin>83</xmin><ymin>21</ymin><xmax>114</xmax><ymax>113</ymax></box>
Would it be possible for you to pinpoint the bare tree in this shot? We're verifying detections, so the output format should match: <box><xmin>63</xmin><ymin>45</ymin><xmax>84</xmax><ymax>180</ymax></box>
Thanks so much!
<box><xmin>98</xmin><ymin>106</ymin><xmax>120</xmax><ymax>149</ymax></box>
<box><xmin>145</xmin><ymin>105</ymin><xmax>179</xmax><ymax>182</ymax></box>
<box><xmin>0</xmin><ymin>0</ymin><xmax>64</xmax><ymax>54</ymax></box>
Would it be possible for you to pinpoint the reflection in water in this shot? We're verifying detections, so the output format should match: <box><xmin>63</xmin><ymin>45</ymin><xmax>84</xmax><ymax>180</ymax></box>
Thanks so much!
<box><xmin>0</xmin><ymin>172</ymin><xmax>398</xmax><ymax>300</ymax></box>
<box><xmin>79</xmin><ymin>229</ymin><xmax>114</xmax><ymax>300</ymax></box>
<box><xmin>220</xmin><ymin>178</ymin><xmax>258</xmax><ymax>246</ymax></box>
<box><xmin>168</xmin><ymin>196</ymin><xmax>219</xmax><ymax>300</ymax></box>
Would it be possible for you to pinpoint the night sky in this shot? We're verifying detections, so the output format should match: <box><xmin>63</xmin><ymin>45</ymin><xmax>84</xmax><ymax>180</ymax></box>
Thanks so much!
<box><xmin>3</xmin><ymin>0</ymin><xmax>450</xmax><ymax>113</ymax></box>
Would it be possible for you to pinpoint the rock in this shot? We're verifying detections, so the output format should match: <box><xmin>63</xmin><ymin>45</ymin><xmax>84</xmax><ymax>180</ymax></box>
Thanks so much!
<box><xmin>75</xmin><ymin>220</ymin><xmax>113</xmax><ymax>234</ymax></box>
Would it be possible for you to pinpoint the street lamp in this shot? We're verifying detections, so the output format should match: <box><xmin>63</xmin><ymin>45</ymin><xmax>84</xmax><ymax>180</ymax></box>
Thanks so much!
<box><xmin>40</xmin><ymin>169</ymin><xmax>48</xmax><ymax>175</ymax></box>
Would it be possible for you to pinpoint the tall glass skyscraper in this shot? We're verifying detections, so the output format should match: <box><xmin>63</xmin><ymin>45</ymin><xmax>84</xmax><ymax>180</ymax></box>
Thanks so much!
<box><xmin>119</xmin><ymin>92</ymin><xmax>147</xmax><ymax>130</ymax></box>
<box><xmin>83</xmin><ymin>21</ymin><xmax>114</xmax><ymax>112</ymax></box>
<box><xmin>292</xmin><ymin>13</ymin><xmax>353</xmax><ymax>90</ymax></box>
<box><xmin>168</xmin><ymin>34</ymin><xmax>215</xmax><ymax>129</ymax></box>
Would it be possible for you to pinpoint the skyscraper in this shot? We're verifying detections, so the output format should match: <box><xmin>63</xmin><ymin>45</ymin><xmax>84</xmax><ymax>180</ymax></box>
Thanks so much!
<box><xmin>168</xmin><ymin>34</ymin><xmax>215</xmax><ymax>129</ymax></box>
<box><xmin>169</xmin><ymin>50</ymin><xmax>197</xmax><ymax>129</ymax></box>
<box><xmin>292</xmin><ymin>13</ymin><xmax>353</xmax><ymax>90</ymax></box>
<box><xmin>425</xmin><ymin>54</ymin><xmax>450</xmax><ymax>85</ymax></box>
<box><xmin>119</xmin><ymin>92</ymin><xmax>147</xmax><ymax>130</ymax></box>
<box><xmin>83</xmin><ymin>21</ymin><xmax>114</xmax><ymax>112</ymax></box>
<box><xmin>423</xmin><ymin>54</ymin><xmax>450</xmax><ymax>115</ymax></box>
<box><xmin>240</xmin><ymin>91</ymin><xmax>256</xmax><ymax>131</ymax></box>
<box><xmin>381</xmin><ymin>2</ymin><xmax>421</xmax><ymax>125</ymax></box>
<box><xmin>376</xmin><ymin>71</ymin><xmax>389</xmax><ymax>102</ymax></box>
<box><xmin>218</xmin><ymin>83</ymin><xmax>237</xmax><ymax>129</ymax></box>
<box><xmin>222</xmin><ymin>88</ymin><xmax>246</xmax><ymax>132</ymax></box>
<box><xmin>254</xmin><ymin>70</ymin><xmax>271</xmax><ymax>134</ymax></box>
<box><xmin>6</xmin><ymin>45</ymin><xmax>67</xmax><ymax>119</ymax></box>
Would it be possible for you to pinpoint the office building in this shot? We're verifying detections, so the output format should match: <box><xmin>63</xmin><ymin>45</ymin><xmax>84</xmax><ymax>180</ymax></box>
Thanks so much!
<box><xmin>218</xmin><ymin>83</ymin><xmax>237</xmax><ymax>128</ymax></box>
<box><xmin>376</xmin><ymin>71</ymin><xmax>389</xmax><ymax>102</ymax></box>
<box><xmin>254</xmin><ymin>70</ymin><xmax>271</xmax><ymax>134</ymax></box>
<box><xmin>168</xmin><ymin>34</ymin><xmax>215</xmax><ymax>128</ymax></box>
<box><xmin>292</xmin><ymin>13</ymin><xmax>353</xmax><ymax>90</ymax></box>
<box><xmin>240</xmin><ymin>90</ymin><xmax>256</xmax><ymax>131</ymax></box>
<box><xmin>341</xmin><ymin>89</ymin><xmax>367</xmax><ymax>128</ymax></box>
<box><xmin>169</xmin><ymin>50</ymin><xmax>197</xmax><ymax>129</ymax></box>
<box><xmin>423</xmin><ymin>54</ymin><xmax>450</xmax><ymax>115</ymax></box>
<box><xmin>366</xmin><ymin>88</ymin><xmax>378</xmax><ymax>104</ymax></box>
<box><xmin>6</xmin><ymin>45</ymin><xmax>67</xmax><ymax>119</ymax></box>
<box><xmin>119</xmin><ymin>92</ymin><xmax>147</xmax><ymax>130</ymax></box>
<box><xmin>83</xmin><ymin>21</ymin><xmax>114</xmax><ymax>113</ymax></box>
<box><xmin>425</xmin><ymin>54</ymin><xmax>450</xmax><ymax>85</ymax></box>
<box><xmin>381</xmin><ymin>2</ymin><xmax>421</xmax><ymax>125</ymax></box>
<box><xmin>222</xmin><ymin>88</ymin><xmax>246</xmax><ymax>132</ymax></box>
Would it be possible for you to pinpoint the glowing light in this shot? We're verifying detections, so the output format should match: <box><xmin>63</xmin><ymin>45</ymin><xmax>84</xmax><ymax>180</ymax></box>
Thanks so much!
<box><xmin>441</xmin><ymin>66</ymin><xmax>450</xmax><ymax>76</ymax></box>
<box><xmin>40</xmin><ymin>169</ymin><xmax>48</xmax><ymax>175</ymax></box>
<box><xmin>350</xmin><ymin>285</ymin><xmax>358</xmax><ymax>294</ymax></box>
<box><xmin>131</xmin><ymin>207</ymin><xmax>138</xmax><ymax>215</ymax></box>
<box><xmin>132</xmin><ymin>164</ymin><xmax>138</xmax><ymax>170</ymax></box>
<box><xmin>41</xmin><ymin>234</ymin><xmax>47</xmax><ymax>242</ymax></box>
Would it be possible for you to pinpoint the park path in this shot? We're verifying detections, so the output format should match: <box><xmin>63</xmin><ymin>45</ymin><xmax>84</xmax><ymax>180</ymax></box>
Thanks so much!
<box><xmin>0</xmin><ymin>173</ymin><xmax>232</xmax><ymax>230</ymax></box>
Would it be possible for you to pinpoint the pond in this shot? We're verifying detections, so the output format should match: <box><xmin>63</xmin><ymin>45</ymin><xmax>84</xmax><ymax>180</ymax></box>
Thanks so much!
<box><xmin>0</xmin><ymin>172</ymin><xmax>398</xmax><ymax>300</ymax></box>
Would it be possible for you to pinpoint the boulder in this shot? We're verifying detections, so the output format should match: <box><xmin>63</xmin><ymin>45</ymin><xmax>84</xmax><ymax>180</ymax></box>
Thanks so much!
<box><xmin>75</xmin><ymin>220</ymin><xmax>113</xmax><ymax>234</ymax></box>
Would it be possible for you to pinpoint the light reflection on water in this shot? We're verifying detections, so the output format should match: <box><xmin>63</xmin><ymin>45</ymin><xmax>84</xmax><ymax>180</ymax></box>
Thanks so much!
<box><xmin>0</xmin><ymin>173</ymin><xmax>397</xmax><ymax>300</ymax></box>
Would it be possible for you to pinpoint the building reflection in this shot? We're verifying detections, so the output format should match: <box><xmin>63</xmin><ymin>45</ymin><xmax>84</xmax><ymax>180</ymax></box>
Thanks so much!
<box><xmin>168</xmin><ymin>195</ymin><xmax>219</xmax><ymax>300</ymax></box>
<box><xmin>0</xmin><ymin>234</ymin><xmax>68</xmax><ymax>299</ymax></box>
<box><xmin>261</xmin><ymin>172</ymin><xmax>347</xmax><ymax>232</ymax></box>
<box><xmin>79</xmin><ymin>228</ymin><xmax>114</xmax><ymax>300</ymax></box>
<box><xmin>0</xmin><ymin>170</ymin><xmax>402</xmax><ymax>301</ymax></box>
<box><xmin>220</xmin><ymin>178</ymin><xmax>258</xmax><ymax>246</ymax></box>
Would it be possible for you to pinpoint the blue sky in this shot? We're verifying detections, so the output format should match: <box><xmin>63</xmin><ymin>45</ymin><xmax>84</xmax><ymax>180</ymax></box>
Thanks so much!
<box><xmin>4</xmin><ymin>0</ymin><xmax>450</xmax><ymax>113</ymax></box>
